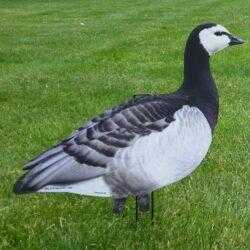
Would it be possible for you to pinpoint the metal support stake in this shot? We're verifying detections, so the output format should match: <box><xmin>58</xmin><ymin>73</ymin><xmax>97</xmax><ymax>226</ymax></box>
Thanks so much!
<box><xmin>151</xmin><ymin>192</ymin><xmax>154</xmax><ymax>222</ymax></box>
<box><xmin>135</xmin><ymin>196</ymin><xmax>138</xmax><ymax>222</ymax></box>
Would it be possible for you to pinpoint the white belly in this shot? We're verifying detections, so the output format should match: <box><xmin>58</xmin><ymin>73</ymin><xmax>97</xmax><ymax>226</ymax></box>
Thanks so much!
<box><xmin>114</xmin><ymin>105</ymin><xmax>212</xmax><ymax>193</ymax></box>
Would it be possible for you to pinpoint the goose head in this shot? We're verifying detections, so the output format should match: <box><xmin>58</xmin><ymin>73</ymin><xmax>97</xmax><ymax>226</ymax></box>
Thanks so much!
<box><xmin>198</xmin><ymin>23</ymin><xmax>244</xmax><ymax>55</ymax></box>
<box><xmin>186</xmin><ymin>23</ymin><xmax>245</xmax><ymax>56</ymax></box>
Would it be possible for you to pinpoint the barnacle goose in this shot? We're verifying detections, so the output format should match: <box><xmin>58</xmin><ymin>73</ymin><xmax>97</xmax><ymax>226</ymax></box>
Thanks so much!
<box><xmin>14</xmin><ymin>23</ymin><xmax>244</xmax><ymax>218</ymax></box>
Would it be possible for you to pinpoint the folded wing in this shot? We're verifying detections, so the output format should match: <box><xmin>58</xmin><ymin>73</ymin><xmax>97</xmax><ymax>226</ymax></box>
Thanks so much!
<box><xmin>14</xmin><ymin>94</ymin><xmax>187</xmax><ymax>193</ymax></box>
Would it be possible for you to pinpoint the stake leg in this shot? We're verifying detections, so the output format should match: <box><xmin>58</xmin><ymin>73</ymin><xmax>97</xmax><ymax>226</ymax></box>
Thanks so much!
<box><xmin>135</xmin><ymin>196</ymin><xmax>139</xmax><ymax>222</ymax></box>
<box><xmin>151</xmin><ymin>192</ymin><xmax>154</xmax><ymax>222</ymax></box>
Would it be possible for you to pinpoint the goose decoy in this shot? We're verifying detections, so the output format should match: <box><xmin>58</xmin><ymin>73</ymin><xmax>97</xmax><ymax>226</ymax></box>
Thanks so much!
<box><xmin>14</xmin><ymin>23</ymin><xmax>244</xmax><ymax>221</ymax></box>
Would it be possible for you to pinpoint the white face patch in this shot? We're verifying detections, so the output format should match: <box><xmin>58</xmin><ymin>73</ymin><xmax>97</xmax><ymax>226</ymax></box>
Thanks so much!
<box><xmin>199</xmin><ymin>25</ymin><xmax>231</xmax><ymax>55</ymax></box>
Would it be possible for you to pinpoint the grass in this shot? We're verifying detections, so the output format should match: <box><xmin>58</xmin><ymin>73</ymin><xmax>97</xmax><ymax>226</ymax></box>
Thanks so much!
<box><xmin>0</xmin><ymin>0</ymin><xmax>249</xmax><ymax>249</ymax></box>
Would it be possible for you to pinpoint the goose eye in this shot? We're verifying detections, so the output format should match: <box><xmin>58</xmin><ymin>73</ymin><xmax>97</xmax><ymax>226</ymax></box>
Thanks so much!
<box><xmin>215</xmin><ymin>31</ymin><xmax>223</xmax><ymax>36</ymax></box>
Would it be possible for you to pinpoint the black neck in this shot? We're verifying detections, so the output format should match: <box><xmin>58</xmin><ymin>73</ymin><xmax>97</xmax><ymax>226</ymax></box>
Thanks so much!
<box><xmin>179</xmin><ymin>38</ymin><xmax>219</xmax><ymax>131</ymax></box>
<box><xmin>182</xmin><ymin>39</ymin><xmax>212</xmax><ymax>91</ymax></box>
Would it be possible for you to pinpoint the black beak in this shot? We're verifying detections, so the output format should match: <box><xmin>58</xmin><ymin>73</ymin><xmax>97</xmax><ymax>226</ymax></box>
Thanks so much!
<box><xmin>229</xmin><ymin>35</ymin><xmax>245</xmax><ymax>46</ymax></box>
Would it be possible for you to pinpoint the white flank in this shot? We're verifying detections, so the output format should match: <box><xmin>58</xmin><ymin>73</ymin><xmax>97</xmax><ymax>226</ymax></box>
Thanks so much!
<box><xmin>38</xmin><ymin>176</ymin><xmax>112</xmax><ymax>197</ymax></box>
<box><xmin>113</xmin><ymin>105</ymin><xmax>212</xmax><ymax>194</ymax></box>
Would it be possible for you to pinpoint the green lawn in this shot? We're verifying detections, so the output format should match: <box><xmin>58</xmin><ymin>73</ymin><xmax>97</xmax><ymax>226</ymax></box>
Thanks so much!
<box><xmin>0</xmin><ymin>0</ymin><xmax>249</xmax><ymax>249</ymax></box>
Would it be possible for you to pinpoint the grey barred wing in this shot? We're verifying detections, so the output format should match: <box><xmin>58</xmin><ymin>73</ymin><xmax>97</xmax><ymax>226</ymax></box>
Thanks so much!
<box><xmin>63</xmin><ymin>99</ymin><xmax>176</xmax><ymax>166</ymax></box>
